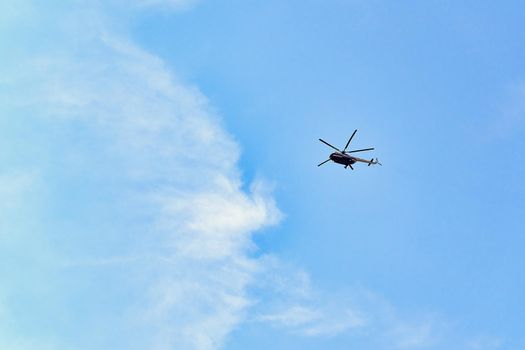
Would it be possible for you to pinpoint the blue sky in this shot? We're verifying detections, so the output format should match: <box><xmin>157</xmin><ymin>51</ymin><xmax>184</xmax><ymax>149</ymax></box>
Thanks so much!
<box><xmin>1</xmin><ymin>1</ymin><xmax>524</xmax><ymax>349</ymax></box>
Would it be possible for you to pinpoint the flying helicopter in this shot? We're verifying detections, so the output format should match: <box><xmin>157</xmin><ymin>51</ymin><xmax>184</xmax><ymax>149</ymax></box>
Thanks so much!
<box><xmin>318</xmin><ymin>129</ymin><xmax>381</xmax><ymax>170</ymax></box>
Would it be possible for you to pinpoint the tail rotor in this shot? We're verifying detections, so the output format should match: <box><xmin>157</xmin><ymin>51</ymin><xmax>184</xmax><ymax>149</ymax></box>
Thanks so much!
<box><xmin>368</xmin><ymin>158</ymin><xmax>382</xmax><ymax>166</ymax></box>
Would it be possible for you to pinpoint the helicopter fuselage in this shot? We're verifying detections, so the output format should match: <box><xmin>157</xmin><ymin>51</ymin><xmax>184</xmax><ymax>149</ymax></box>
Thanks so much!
<box><xmin>330</xmin><ymin>152</ymin><xmax>356</xmax><ymax>166</ymax></box>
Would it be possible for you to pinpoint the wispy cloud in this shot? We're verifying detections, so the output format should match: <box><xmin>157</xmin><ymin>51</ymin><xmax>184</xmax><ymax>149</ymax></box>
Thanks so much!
<box><xmin>2</xmin><ymin>4</ymin><xmax>280</xmax><ymax>349</ymax></box>
<box><xmin>467</xmin><ymin>335</ymin><xmax>504</xmax><ymax>350</ymax></box>
<box><xmin>255</xmin><ymin>281</ymin><xmax>442</xmax><ymax>347</ymax></box>
<box><xmin>259</xmin><ymin>304</ymin><xmax>366</xmax><ymax>337</ymax></box>
<box><xmin>387</xmin><ymin>320</ymin><xmax>436</xmax><ymax>349</ymax></box>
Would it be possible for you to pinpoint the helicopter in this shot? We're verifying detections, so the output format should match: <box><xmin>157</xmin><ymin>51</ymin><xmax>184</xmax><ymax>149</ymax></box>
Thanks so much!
<box><xmin>318</xmin><ymin>129</ymin><xmax>381</xmax><ymax>170</ymax></box>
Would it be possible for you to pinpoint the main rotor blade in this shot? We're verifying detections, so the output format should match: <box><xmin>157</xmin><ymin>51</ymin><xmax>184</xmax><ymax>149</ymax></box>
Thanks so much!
<box><xmin>342</xmin><ymin>129</ymin><xmax>357</xmax><ymax>153</ymax></box>
<box><xmin>347</xmin><ymin>147</ymin><xmax>375</xmax><ymax>153</ymax></box>
<box><xmin>319</xmin><ymin>139</ymin><xmax>341</xmax><ymax>152</ymax></box>
<box><xmin>317</xmin><ymin>159</ymin><xmax>331</xmax><ymax>167</ymax></box>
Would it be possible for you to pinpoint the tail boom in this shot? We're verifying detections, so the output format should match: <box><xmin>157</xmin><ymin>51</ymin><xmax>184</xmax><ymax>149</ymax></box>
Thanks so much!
<box><xmin>354</xmin><ymin>156</ymin><xmax>381</xmax><ymax>166</ymax></box>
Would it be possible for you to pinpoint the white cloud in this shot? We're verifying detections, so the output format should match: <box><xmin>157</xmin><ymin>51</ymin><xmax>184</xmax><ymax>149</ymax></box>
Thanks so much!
<box><xmin>156</xmin><ymin>180</ymin><xmax>281</xmax><ymax>260</ymax></box>
<box><xmin>1</xmin><ymin>6</ymin><xmax>280</xmax><ymax>350</ymax></box>
<box><xmin>258</xmin><ymin>305</ymin><xmax>322</xmax><ymax>327</ymax></box>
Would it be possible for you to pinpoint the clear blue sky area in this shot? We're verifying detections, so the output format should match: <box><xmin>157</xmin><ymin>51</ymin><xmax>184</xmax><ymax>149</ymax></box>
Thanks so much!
<box><xmin>1</xmin><ymin>1</ymin><xmax>524</xmax><ymax>349</ymax></box>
